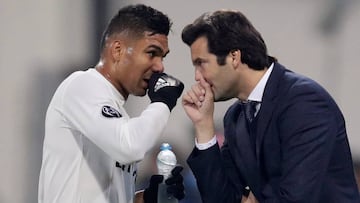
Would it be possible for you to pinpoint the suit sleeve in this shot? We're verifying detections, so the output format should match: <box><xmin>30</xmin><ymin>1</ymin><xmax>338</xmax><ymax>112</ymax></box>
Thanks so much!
<box><xmin>187</xmin><ymin>143</ymin><xmax>244</xmax><ymax>203</ymax></box>
<box><xmin>261</xmin><ymin>81</ymin><xmax>341</xmax><ymax>202</ymax></box>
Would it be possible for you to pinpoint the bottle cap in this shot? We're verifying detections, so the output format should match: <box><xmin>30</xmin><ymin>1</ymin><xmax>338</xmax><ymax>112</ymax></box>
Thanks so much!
<box><xmin>160</xmin><ymin>143</ymin><xmax>172</xmax><ymax>151</ymax></box>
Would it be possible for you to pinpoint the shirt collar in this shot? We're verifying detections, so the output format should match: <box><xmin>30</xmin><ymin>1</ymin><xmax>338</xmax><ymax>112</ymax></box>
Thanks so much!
<box><xmin>90</xmin><ymin>68</ymin><xmax>125</xmax><ymax>103</ymax></box>
<box><xmin>247</xmin><ymin>63</ymin><xmax>274</xmax><ymax>102</ymax></box>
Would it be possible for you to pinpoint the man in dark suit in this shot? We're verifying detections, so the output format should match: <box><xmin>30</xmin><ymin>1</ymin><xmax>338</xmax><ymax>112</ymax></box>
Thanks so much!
<box><xmin>181</xmin><ymin>9</ymin><xmax>360</xmax><ymax>203</ymax></box>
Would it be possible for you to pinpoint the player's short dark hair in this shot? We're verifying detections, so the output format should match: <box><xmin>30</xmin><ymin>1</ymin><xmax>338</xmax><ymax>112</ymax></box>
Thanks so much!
<box><xmin>100</xmin><ymin>4</ymin><xmax>172</xmax><ymax>51</ymax></box>
<box><xmin>182</xmin><ymin>10</ymin><xmax>272</xmax><ymax>69</ymax></box>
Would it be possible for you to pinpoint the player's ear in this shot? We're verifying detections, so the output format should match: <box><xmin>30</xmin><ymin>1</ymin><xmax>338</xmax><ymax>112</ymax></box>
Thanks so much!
<box><xmin>110</xmin><ymin>40</ymin><xmax>124</xmax><ymax>61</ymax></box>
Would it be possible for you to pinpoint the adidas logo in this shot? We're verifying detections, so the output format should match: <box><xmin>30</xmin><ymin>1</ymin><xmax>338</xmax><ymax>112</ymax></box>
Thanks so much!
<box><xmin>154</xmin><ymin>76</ymin><xmax>177</xmax><ymax>92</ymax></box>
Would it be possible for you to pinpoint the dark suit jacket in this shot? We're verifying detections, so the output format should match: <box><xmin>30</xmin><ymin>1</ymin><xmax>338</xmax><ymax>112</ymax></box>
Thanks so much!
<box><xmin>187</xmin><ymin>63</ymin><xmax>360</xmax><ymax>203</ymax></box>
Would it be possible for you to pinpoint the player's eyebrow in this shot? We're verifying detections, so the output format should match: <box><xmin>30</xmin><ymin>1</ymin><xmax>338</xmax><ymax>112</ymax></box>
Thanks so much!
<box><xmin>148</xmin><ymin>45</ymin><xmax>170</xmax><ymax>58</ymax></box>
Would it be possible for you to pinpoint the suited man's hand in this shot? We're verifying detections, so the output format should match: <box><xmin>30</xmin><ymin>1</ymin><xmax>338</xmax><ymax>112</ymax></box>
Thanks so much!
<box><xmin>241</xmin><ymin>192</ymin><xmax>258</xmax><ymax>203</ymax></box>
<box><xmin>182</xmin><ymin>75</ymin><xmax>215</xmax><ymax>143</ymax></box>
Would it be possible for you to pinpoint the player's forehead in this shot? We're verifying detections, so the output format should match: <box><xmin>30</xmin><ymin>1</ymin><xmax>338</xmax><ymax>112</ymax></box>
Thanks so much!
<box><xmin>141</xmin><ymin>31</ymin><xmax>169</xmax><ymax>54</ymax></box>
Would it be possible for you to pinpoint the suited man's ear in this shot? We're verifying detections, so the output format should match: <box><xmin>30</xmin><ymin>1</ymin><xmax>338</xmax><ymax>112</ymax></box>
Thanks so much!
<box><xmin>230</xmin><ymin>49</ymin><xmax>241</xmax><ymax>67</ymax></box>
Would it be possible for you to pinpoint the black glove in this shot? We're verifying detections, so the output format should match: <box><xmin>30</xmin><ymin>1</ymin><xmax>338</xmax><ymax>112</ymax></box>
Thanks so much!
<box><xmin>143</xmin><ymin>174</ymin><xmax>163</xmax><ymax>203</ymax></box>
<box><xmin>148</xmin><ymin>72</ymin><xmax>184</xmax><ymax>111</ymax></box>
<box><xmin>165</xmin><ymin>165</ymin><xmax>185</xmax><ymax>200</ymax></box>
<box><xmin>143</xmin><ymin>166</ymin><xmax>185</xmax><ymax>203</ymax></box>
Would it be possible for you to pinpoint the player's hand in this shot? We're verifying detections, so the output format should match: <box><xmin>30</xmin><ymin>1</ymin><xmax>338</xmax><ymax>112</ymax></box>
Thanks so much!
<box><xmin>143</xmin><ymin>174</ymin><xmax>163</xmax><ymax>203</ymax></box>
<box><xmin>148</xmin><ymin>72</ymin><xmax>184</xmax><ymax>111</ymax></box>
<box><xmin>165</xmin><ymin>165</ymin><xmax>185</xmax><ymax>200</ymax></box>
<box><xmin>143</xmin><ymin>166</ymin><xmax>185</xmax><ymax>203</ymax></box>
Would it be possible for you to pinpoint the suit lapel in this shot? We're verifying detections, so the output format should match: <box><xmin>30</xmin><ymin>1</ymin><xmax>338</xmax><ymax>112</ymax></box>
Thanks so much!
<box><xmin>234</xmin><ymin>110</ymin><xmax>262</xmax><ymax>194</ymax></box>
<box><xmin>224</xmin><ymin>102</ymin><xmax>261</xmax><ymax>195</ymax></box>
<box><xmin>222</xmin><ymin>63</ymin><xmax>288</xmax><ymax>197</ymax></box>
<box><xmin>255</xmin><ymin>101</ymin><xmax>275</xmax><ymax>162</ymax></box>
<box><xmin>255</xmin><ymin>63</ymin><xmax>286</xmax><ymax>161</ymax></box>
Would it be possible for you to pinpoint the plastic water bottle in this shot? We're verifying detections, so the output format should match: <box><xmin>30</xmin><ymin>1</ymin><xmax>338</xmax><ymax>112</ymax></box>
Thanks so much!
<box><xmin>156</xmin><ymin>143</ymin><xmax>178</xmax><ymax>203</ymax></box>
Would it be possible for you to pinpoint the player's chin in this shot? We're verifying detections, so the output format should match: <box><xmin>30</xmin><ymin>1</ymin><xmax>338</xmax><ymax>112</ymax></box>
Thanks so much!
<box><xmin>133</xmin><ymin>88</ymin><xmax>147</xmax><ymax>97</ymax></box>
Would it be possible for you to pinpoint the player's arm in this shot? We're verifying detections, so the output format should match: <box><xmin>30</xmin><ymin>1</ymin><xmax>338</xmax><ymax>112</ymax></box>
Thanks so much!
<box><xmin>62</xmin><ymin>72</ymin><xmax>183</xmax><ymax>164</ymax></box>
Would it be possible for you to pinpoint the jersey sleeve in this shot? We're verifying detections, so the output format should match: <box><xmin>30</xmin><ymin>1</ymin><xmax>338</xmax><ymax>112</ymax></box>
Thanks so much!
<box><xmin>59</xmin><ymin>73</ymin><xmax>170</xmax><ymax>164</ymax></box>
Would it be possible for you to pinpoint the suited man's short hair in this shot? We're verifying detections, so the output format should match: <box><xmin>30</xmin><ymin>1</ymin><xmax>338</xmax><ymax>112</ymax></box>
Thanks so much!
<box><xmin>182</xmin><ymin>10</ymin><xmax>270</xmax><ymax>70</ymax></box>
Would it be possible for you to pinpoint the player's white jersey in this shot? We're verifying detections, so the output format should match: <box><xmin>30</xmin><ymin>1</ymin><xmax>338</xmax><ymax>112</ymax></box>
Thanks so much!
<box><xmin>38</xmin><ymin>68</ymin><xmax>170</xmax><ymax>203</ymax></box>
